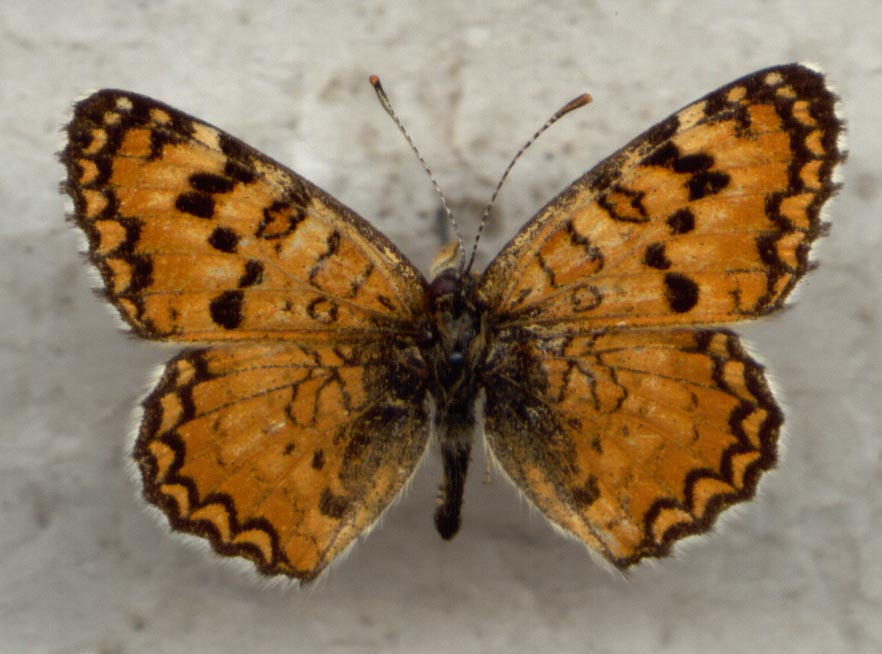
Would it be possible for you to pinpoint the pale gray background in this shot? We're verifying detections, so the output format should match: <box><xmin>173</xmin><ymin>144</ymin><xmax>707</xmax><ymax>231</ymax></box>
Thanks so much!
<box><xmin>2</xmin><ymin>2</ymin><xmax>880</xmax><ymax>653</ymax></box>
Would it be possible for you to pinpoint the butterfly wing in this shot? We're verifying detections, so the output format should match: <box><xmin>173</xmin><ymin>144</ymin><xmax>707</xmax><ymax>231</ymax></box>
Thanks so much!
<box><xmin>477</xmin><ymin>64</ymin><xmax>842</xmax><ymax>567</ymax></box>
<box><xmin>63</xmin><ymin>90</ymin><xmax>426</xmax><ymax>342</ymax></box>
<box><xmin>482</xmin><ymin>329</ymin><xmax>779</xmax><ymax>567</ymax></box>
<box><xmin>137</xmin><ymin>342</ymin><xmax>428</xmax><ymax>581</ymax></box>
<box><xmin>63</xmin><ymin>91</ymin><xmax>432</xmax><ymax>580</ymax></box>
<box><xmin>478</xmin><ymin>64</ymin><xmax>841</xmax><ymax>329</ymax></box>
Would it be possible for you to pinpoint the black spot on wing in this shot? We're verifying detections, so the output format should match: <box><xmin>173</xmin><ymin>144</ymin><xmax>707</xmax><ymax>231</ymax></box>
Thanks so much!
<box><xmin>175</xmin><ymin>191</ymin><xmax>215</xmax><ymax>219</ymax></box>
<box><xmin>208</xmin><ymin>226</ymin><xmax>239</xmax><ymax>253</ymax></box>
<box><xmin>127</xmin><ymin>256</ymin><xmax>155</xmax><ymax>295</ymax></box>
<box><xmin>672</xmin><ymin>153</ymin><xmax>713</xmax><ymax>174</ymax></box>
<box><xmin>640</xmin><ymin>142</ymin><xmax>680</xmax><ymax>168</ymax></box>
<box><xmin>224</xmin><ymin>159</ymin><xmax>257</xmax><ymax>184</ymax></box>
<box><xmin>189</xmin><ymin>172</ymin><xmax>236</xmax><ymax>194</ymax></box>
<box><xmin>666</xmin><ymin>208</ymin><xmax>695</xmax><ymax>234</ymax></box>
<box><xmin>663</xmin><ymin>272</ymin><xmax>699</xmax><ymax>313</ymax></box>
<box><xmin>238</xmin><ymin>260</ymin><xmax>264</xmax><ymax>288</ymax></box>
<box><xmin>209</xmin><ymin>290</ymin><xmax>244</xmax><ymax>329</ymax></box>
<box><xmin>643</xmin><ymin>242</ymin><xmax>672</xmax><ymax>270</ymax></box>
<box><xmin>687</xmin><ymin>170</ymin><xmax>730</xmax><ymax>200</ymax></box>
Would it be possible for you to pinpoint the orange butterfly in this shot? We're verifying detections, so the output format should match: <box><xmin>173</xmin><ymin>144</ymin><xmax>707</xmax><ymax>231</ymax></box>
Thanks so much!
<box><xmin>63</xmin><ymin>64</ymin><xmax>842</xmax><ymax>582</ymax></box>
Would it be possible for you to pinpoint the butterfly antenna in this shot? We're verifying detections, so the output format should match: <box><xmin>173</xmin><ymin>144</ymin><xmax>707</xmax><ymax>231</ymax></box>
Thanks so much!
<box><xmin>370</xmin><ymin>75</ymin><xmax>466</xmax><ymax>271</ymax></box>
<box><xmin>463</xmin><ymin>92</ymin><xmax>593</xmax><ymax>276</ymax></box>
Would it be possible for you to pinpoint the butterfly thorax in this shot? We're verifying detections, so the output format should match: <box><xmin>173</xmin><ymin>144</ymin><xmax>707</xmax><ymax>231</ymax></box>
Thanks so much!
<box><xmin>424</xmin><ymin>266</ymin><xmax>485</xmax><ymax>539</ymax></box>
<box><xmin>425</xmin><ymin>269</ymin><xmax>485</xmax><ymax>410</ymax></box>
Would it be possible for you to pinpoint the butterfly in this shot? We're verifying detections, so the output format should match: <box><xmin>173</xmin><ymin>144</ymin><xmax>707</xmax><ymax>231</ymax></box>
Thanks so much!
<box><xmin>62</xmin><ymin>64</ymin><xmax>842</xmax><ymax>582</ymax></box>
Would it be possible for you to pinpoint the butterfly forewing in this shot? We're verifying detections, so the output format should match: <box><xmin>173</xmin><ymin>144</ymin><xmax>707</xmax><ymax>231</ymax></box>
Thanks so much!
<box><xmin>63</xmin><ymin>90</ymin><xmax>427</xmax><ymax>342</ymax></box>
<box><xmin>478</xmin><ymin>64</ymin><xmax>840</xmax><ymax>331</ymax></box>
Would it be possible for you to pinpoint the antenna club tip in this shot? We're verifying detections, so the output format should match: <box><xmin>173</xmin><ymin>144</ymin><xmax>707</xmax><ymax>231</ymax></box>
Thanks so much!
<box><xmin>369</xmin><ymin>74</ymin><xmax>381</xmax><ymax>88</ymax></box>
<box><xmin>560</xmin><ymin>93</ymin><xmax>593</xmax><ymax>115</ymax></box>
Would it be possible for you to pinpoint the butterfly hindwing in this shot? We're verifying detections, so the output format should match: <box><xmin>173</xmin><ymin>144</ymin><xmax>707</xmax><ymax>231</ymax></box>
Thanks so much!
<box><xmin>483</xmin><ymin>328</ymin><xmax>780</xmax><ymax>567</ymax></box>
<box><xmin>136</xmin><ymin>342</ymin><xmax>429</xmax><ymax>581</ymax></box>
